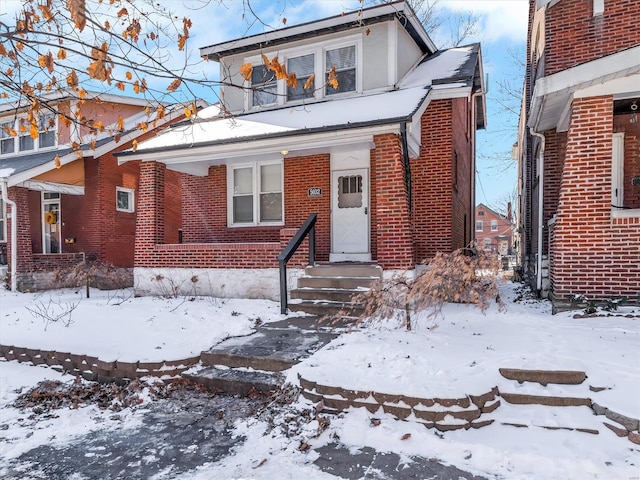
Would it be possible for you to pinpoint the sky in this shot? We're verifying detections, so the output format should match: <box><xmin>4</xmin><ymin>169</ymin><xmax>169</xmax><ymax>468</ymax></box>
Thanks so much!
<box><xmin>0</xmin><ymin>0</ymin><xmax>529</xmax><ymax>211</ymax></box>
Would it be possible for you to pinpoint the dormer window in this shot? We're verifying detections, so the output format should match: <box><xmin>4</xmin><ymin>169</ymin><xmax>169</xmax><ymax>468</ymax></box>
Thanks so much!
<box><xmin>326</xmin><ymin>45</ymin><xmax>356</xmax><ymax>96</ymax></box>
<box><xmin>287</xmin><ymin>54</ymin><xmax>315</xmax><ymax>101</ymax></box>
<box><xmin>245</xmin><ymin>35</ymin><xmax>361</xmax><ymax>110</ymax></box>
<box><xmin>0</xmin><ymin>113</ymin><xmax>57</xmax><ymax>155</ymax></box>
<box><xmin>251</xmin><ymin>65</ymin><xmax>277</xmax><ymax>107</ymax></box>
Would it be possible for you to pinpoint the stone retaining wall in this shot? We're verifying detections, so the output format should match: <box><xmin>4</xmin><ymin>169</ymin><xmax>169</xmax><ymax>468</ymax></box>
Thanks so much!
<box><xmin>0</xmin><ymin>344</ymin><xmax>200</xmax><ymax>383</ymax></box>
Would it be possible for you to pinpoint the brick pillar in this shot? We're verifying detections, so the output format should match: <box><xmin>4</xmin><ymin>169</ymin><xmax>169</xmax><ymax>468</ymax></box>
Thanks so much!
<box><xmin>552</xmin><ymin>95</ymin><xmax>628</xmax><ymax>300</ymax></box>
<box><xmin>7</xmin><ymin>186</ymin><xmax>34</xmax><ymax>274</ymax></box>
<box><xmin>135</xmin><ymin>161</ymin><xmax>165</xmax><ymax>266</ymax></box>
<box><xmin>372</xmin><ymin>134</ymin><xmax>414</xmax><ymax>270</ymax></box>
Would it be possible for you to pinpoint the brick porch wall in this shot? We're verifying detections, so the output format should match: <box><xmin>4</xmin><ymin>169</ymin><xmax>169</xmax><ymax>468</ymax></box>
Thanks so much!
<box><xmin>551</xmin><ymin>96</ymin><xmax>640</xmax><ymax>301</ymax></box>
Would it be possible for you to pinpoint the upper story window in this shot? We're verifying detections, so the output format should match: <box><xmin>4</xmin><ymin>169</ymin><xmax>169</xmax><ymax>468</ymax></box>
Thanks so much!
<box><xmin>326</xmin><ymin>45</ymin><xmax>356</xmax><ymax>96</ymax></box>
<box><xmin>287</xmin><ymin>54</ymin><xmax>315</xmax><ymax>102</ymax></box>
<box><xmin>0</xmin><ymin>113</ymin><xmax>57</xmax><ymax>155</ymax></box>
<box><xmin>475</xmin><ymin>221</ymin><xmax>483</xmax><ymax>231</ymax></box>
<box><xmin>491</xmin><ymin>220</ymin><xmax>498</xmax><ymax>231</ymax></box>
<box><xmin>251</xmin><ymin>65</ymin><xmax>277</xmax><ymax>107</ymax></box>
<box><xmin>246</xmin><ymin>36</ymin><xmax>361</xmax><ymax>110</ymax></box>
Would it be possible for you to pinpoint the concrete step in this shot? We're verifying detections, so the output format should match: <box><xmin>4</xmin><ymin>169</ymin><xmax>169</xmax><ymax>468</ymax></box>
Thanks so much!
<box><xmin>499</xmin><ymin>368</ymin><xmax>586</xmax><ymax>386</ymax></box>
<box><xmin>183</xmin><ymin>366</ymin><xmax>282</xmax><ymax>396</ymax></box>
<box><xmin>290</xmin><ymin>287</ymin><xmax>366</xmax><ymax>303</ymax></box>
<box><xmin>289</xmin><ymin>300</ymin><xmax>364</xmax><ymax>316</ymax></box>
<box><xmin>305</xmin><ymin>264</ymin><xmax>383</xmax><ymax>278</ymax></box>
<box><xmin>297</xmin><ymin>276</ymin><xmax>380</xmax><ymax>290</ymax></box>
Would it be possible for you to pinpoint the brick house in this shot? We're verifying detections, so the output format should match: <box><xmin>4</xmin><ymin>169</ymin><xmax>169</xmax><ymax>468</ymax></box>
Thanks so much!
<box><xmin>116</xmin><ymin>1</ymin><xmax>486</xmax><ymax>305</ymax></box>
<box><xmin>516</xmin><ymin>0</ymin><xmax>640</xmax><ymax>310</ymax></box>
<box><xmin>0</xmin><ymin>91</ymin><xmax>199</xmax><ymax>291</ymax></box>
<box><xmin>475</xmin><ymin>203</ymin><xmax>514</xmax><ymax>256</ymax></box>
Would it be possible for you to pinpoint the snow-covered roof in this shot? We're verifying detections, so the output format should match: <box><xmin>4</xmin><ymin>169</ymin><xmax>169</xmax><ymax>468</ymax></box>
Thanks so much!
<box><xmin>201</xmin><ymin>1</ymin><xmax>436</xmax><ymax>61</ymax></box>
<box><xmin>121</xmin><ymin>44</ymin><xmax>483</xmax><ymax>163</ymax></box>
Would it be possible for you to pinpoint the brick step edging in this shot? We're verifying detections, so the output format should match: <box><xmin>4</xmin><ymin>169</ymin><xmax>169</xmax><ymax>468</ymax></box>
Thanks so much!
<box><xmin>0</xmin><ymin>344</ymin><xmax>201</xmax><ymax>383</ymax></box>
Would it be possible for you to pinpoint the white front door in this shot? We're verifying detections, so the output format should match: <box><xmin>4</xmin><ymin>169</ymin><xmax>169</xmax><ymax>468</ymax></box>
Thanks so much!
<box><xmin>42</xmin><ymin>192</ymin><xmax>61</xmax><ymax>254</ymax></box>
<box><xmin>331</xmin><ymin>168</ymin><xmax>370</xmax><ymax>261</ymax></box>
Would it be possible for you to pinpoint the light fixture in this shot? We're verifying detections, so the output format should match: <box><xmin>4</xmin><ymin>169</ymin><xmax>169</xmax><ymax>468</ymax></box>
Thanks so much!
<box><xmin>631</xmin><ymin>101</ymin><xmax>637</xmax><ymax>124</ymax></box>
<box><xmin>280</xmin><ymin>150</ymin><xmax>289</xmax><ymax>156</ymax></box>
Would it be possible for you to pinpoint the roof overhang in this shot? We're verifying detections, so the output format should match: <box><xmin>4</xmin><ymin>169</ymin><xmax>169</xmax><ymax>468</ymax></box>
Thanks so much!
<box><xmin>200</xmin><ymin>1</ymin><xmax>436</xmax><ymax>61</ymax></box>
<box><xmin>17</xmin><ymin>180</ymin><xmax>84</xmax><ymax>195</ymax></box>
<box><xmin>528</xmin><ymin>45</ymin><xmax>640</xmax><ymax>132</ymax></box>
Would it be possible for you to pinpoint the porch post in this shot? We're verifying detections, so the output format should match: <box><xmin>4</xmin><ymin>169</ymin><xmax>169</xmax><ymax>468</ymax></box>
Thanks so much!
<box><xmin>135</xmin><ymin>161</ymin><xmax>165</xmax><ymax>267</ymax></box>
<box><xmin>6</xmin><ymin>186</ymin><xmax>34</xmax><ymax>279</ymax></box>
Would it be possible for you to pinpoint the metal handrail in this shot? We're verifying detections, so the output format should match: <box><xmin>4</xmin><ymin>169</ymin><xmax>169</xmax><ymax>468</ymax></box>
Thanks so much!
<box><xmin>277</xmin><ymin>213</ymin><xmax>317</xmax><ymax>314</ymax></box>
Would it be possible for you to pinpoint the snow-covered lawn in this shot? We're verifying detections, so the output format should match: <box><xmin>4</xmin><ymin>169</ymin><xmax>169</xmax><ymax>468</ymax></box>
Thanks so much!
<box><xmin>0</xmin><ymin>281</ymin><xmax>638</xmax><ymax>479</ymax></box>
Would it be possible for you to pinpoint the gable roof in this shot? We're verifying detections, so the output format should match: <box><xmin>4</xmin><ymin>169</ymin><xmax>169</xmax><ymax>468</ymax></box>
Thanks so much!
<box><xmin>117</xmin><ymin>44</ymin><xmax>483</xmax><ymax>171</ymax></box>
<box><xmin>0</xmin><ymin>100</ymin><xmax>207</xmax><ymax>186</ymax></box>
<box><xmin>200</xmin><ymin>1</ymin><xmax>437</xmax><ymax>61</ymax></box>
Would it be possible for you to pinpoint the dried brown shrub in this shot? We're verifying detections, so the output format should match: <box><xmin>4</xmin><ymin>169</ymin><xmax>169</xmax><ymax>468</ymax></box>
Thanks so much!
<box><xmin>350</xmin><ymin>246</ymin><xmax>503</xmax><ymax>330</ymax></box>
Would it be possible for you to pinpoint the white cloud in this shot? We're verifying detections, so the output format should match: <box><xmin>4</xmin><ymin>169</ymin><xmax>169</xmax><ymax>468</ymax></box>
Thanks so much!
<box><xmin>439</xmin><ymin>0</ymin><xmax>529</xmax><ymax>45</ymax></box>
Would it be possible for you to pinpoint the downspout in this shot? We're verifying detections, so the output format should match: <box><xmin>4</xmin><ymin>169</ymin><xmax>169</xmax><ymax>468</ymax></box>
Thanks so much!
<box><xmin>400</xmin><ymin>122</ymin><xmax>411</xmax><ymax>211</ymax></box>
<box><xmin>1</xmin><ymin>181</ymin><xmax>17</xmax><ymax>292</ymax></box>
<box><xmin>529</xmin><ymin>127</ymin><xmax>545</xmax><ymax>293</ymax></box>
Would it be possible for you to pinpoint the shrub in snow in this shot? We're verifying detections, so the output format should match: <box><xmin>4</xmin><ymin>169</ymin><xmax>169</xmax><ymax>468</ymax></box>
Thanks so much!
<box><xmin>349</xmin><ymin>246</ymin><xmax>502</xmax><ymax>330</ymax></box>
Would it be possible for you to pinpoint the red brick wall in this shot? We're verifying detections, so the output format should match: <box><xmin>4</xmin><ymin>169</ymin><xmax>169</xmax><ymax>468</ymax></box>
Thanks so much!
<box><xmin>551</xmin><ymin>96</ymin><xmax>640</xmax><ymax>300</ymax></box>
<box><xmin>545</xmin><ymin>0</ymin><xmax>640</xmax><ymax>76</ymax></box>
<box><xmin>542</xmin><ymin>129</ymin><xmax>567</xmax><ymax>252</ymax></box>
<box><xmin>371</xmin><ymin>134</ymin><xmax>413</xmax><ymax>269</ymax></box>
<box><xmin>451</xmin><ymin>97</ymin><xmax>473</xmax><ymax>250</ymax></box>
<box><xmin>7</xmin><ymin>187</ymin><xmax>34</xmax><ymax>272</ymax></box>
<box><xmin>412</xmin><ymin>99</ymin><xmax>453</xmax><ymax>261</ymax></box>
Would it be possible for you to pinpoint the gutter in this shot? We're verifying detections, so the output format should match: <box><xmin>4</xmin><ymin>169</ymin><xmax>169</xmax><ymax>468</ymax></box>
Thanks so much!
<box><xmin>1</xmin><ymin>181</ymin><xmax>17</xmax><ymax>292</ymax></box>
<box><xmin>529</xmin><ymin>126</ymin><xmax>545</xmax><ymax>293</ymax></box>
<box><xmin>400</xmin><ymin>122</ymin><xmax>412</xmax><ymax>211</ymax></box>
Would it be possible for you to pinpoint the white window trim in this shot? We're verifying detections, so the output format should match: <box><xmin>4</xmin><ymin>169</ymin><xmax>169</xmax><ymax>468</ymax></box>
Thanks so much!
<box><xmin>612</xmin><ymin>132</ymin><xmax>625</xmax><ymax>210</ymax></box>
<box><xmin>0</xmin><ymin>114</ymin><xmax>58</xmax><ymax>156</ymax></box>
<box><xmin>116</xmin><ymin>186</ymin><xmax>135</xmax><ymax>213</ymax></box>
<box><xmin>227</xmin><ymin>160</ymin><xmax>284</xmax><ymax>227</ymax></box>
<box><xmin>42</xmin><ymin>192</ymin><xmax>61</xmax><ymax>255</ymax></box>
<box><xmin>0</xmin><ymin>198</ymin><xmax>6</xmax><ymax>243</ymax></box>
<box><xmin>491</xmin><ymin>220</ymin><xmax>498</xmax><ymax>231</ymax></box>
<box><xmin>244</xmin><ymin>34</ymin><xmax>362</xmax><ymax>110</ymax></box>
<box><xmin>593</xmin><ymin>0</ymin><xmax>604</xmax><ymax>16</ymax></box>
<box><xmin>475</xmin><ymin>220</ymin><xmax>483</xmax><ymax>231</ymax></box>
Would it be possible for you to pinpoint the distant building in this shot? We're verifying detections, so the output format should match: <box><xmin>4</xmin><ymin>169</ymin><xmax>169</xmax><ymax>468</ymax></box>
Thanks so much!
<box><xmin>475</xmin><ymin>203</ymin><xmax>513</xmax><ymax>256</ymax></box>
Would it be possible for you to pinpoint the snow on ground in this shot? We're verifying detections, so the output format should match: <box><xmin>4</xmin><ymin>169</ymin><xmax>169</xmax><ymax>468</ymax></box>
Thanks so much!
<box><xmin>0</xmin><ymin>281</ymin><xmax>639</xmax><ymax>479</ymax></box>
<box><xmin>0</xmin><ymin>287</ymin><xmax>295</xmax><ymax>362</ymax></box>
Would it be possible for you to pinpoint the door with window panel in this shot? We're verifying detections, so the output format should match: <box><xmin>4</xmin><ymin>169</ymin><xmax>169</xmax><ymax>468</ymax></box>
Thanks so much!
<box><xmin>42</xmin><ymin>192</ymin><xmax>61</xmax><ymax>254</ymax></box>
<box><xmin>331</xmin><ymin>168</ymin><xmax>369</xmax><ymax>257</ymax></box>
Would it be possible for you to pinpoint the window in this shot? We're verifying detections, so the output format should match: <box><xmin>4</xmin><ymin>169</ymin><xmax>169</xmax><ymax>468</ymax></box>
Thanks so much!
<box><xmin>478</xmin><ymin>210</ymin><xmax>484</xmax><ymax>216</ymax></box>
<box><xmin>287</xmin><ymin>54</ymin><xmax>315</xmax><ymax>101</ymax></box>
<box><xmin>483</xmin><ymin>238</ymin><xmax>491</xmax><ymax>251</ymax></box>
<box><xmin>0</xmin><ymin>198</ymin><xmax>5</xmax><ymax>243</ymax></box>
<box><xmin>251</xmin><ymin>65</ymin><xmax>277</xmax><ymax>107</ymax></box>
<box><xmin>612</xmin><ymin>132</ymin><xmax>625</xmax><ymax>209</ymax></box>
<box><xmin>116</xmin><ymin>187</ymin><xmax>135</xmax><ymax>213</ymax></box>
<box><xmin>491</xmin><ymin>220</ymin><xmax>498</xmax><ymax>231</ymax></box>
<box><xmin>0</xmin><ymin>121</ymin><xmax>15</xmax><ymax>154</ymax></box>
<box><xmin>475</xmin><ymin>221</ymin><xmax>483</xmax><ymax>231</ymax></box>
<box><xmin>229</xmin><ymin>161</ymin><xmax>283</xmax><ymax>226</ymax></box>
<box><xmin>326</xmin><ymin>45</ymin><xmax>356</xmax><ymax>96</ymax></box>
<box><xmin>0</xmin><ymin>114</ymin><xmax>56</xmax><ymax>154</ymax></box>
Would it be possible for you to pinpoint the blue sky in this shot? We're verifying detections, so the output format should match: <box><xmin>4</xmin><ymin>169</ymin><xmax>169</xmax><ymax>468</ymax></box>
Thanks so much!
<box><xmin>1</xmin><ymin>0</ymin><xmax>529</xmax><ymax>210</ymax></box>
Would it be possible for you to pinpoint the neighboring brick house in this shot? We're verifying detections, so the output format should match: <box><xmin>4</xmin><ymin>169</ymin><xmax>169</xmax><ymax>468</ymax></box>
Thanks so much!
<box><xmin>516</xmin><ymin>0</ymin><xmax>640</xmax><ymax>310</ymax></box>
<box><xmin>475</xmin><ymin>203</ymin><xmax>514</xmax><ymax>256</ymax></box>
<box><xmin>116</xmin><ymin>1</ymin><xmax>486</xmax><ymax>302</ymax></box>
<box><xmin>0</xmin><ymin>91</ymin><xmax>200</xmax><ymax>291</ymax></box>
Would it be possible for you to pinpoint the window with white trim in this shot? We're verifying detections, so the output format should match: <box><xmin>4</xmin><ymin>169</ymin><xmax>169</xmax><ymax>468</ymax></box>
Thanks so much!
<box><xmin>483</xmin><ymin>238</ymin><xmax>491</xmax><ymax>251</ymax></box>
<box><xmin>229</xmin><ymin>161</ymin><xmax>283</xmax><ymax>226</ymax></box>
<box><xmin>246</xmin><ymin>36</ymin><xmax>360</xmax><ymax>109</ymax></box>
<box><xmin>116</xmin><ymin>187</ymin><xmax>135</xmax><ymax>213</ymax></box>
<box><xmin>0</xmin><ymin>114</ymin><xmax>56</xmax><ymax>155</ymax></box>
<box><xmin>475</xmin><ymin>221</ymin><xmax>483</xmax><ymax>231</ymax></box>
<box><xmin>491</xmin><ymin>220</ymin><xmax>498</xmax><ymax>231</ymax></box>
<box><xmin>0</xmin><ymin>198</ymin><xmax>5</xmax><ymax>243</ymax></box>
<box><xmin>325</xmin><ymin>45</ymin><xmax>356</xmax><ymax>96</ymax></box>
